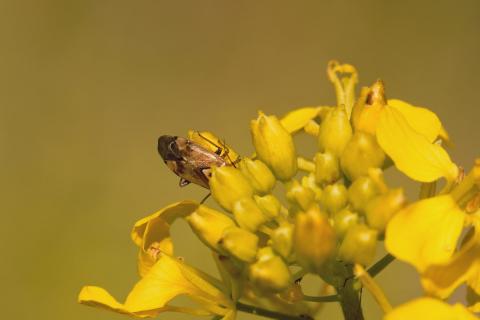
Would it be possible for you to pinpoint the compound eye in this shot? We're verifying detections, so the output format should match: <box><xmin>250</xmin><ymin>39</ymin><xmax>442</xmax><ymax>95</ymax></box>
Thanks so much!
<box><xmin>168</xmin><ymin>141</ymin><xmax>178</xmax><ymax>154</ymax></box>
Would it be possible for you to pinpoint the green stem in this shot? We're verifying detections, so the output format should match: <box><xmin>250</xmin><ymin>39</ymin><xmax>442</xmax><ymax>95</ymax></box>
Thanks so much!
<box><xmin>367</xmin><ymin>254</ymin><xmax>395</xmax><ymax>278</ymax></box>
<box><xmin>236</xmin><ymin>302</ymin><xmax>311</xmax><ymax>320</ymax></box>
<box><xmin>337</xmin><ymin>277</ymin><xmax>364</xmax><ymax>320</ymax></box>
<box><xmin>303</xmin><ymin>294</ymin><xmax>339</xmax><ymax>302</ymax></box>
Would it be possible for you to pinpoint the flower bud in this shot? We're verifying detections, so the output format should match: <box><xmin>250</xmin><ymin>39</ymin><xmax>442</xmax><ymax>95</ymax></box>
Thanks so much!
<box><xmin>219</xmin><ymin>226</ymin><xmax>259</xmax><ymax>262</ymax></box>
<box><xmin>278</xmin><ymin>282</ymin><xmax>304</xmax><ymax>303</ymax></box>
<box><xmin>294</xmin><ymin>207</ymin><xmax>336</xmax><ymax>272</ymax></box>
<box><xmin>315</xmin><ymin>152</ymin><xmax>340</xmax><ymax>185</ymax></box>
<box><xmin>286</xmin><ymin>180</ymin><xmax>315</xmax><ymax>211</ymax></box>
<box><xmin>233</xmin><ymin>197</ymin><xmax>268</xmax><ymax>232</ymax></box>
<box><xmin>353</xmin><ymin>80</ymin><xmax>387</xmax><ymax>134</ymax></box>
<box><xmin>250</xmin><ymin>112</ymin><xmax>297</xmax><ymax>181</ymax></box>
<box><xmin>209</xmin><ymin>165</ymin><xmax>254</xmax><ymax>212</ymax></box>
<box><xmin>321</xmin><ymin>183</ymin><xmax>348</xmax><ymax>214</ymax></box>
<box><xmin>254</xmin><ymin>194</ymin><xmax>280</xmax><ymax>219</ymax></box>
<box><xmin>239</xmin><ymin>158</ymin><xmax>276</xmax><ymax>195</ymax></box>
<box><xmin>318</xmin><ymin>105</ymin><xmax>353</xmax><ymax>156</ymax></box>
<box><xmin>348</xmin><ymin>176</ymin><xmax>379</xmax><ymax>213</ymax></box>
<box><xmin>271</xmin><ymin>223</ymin><xmax>294</xmax><ymax>259</ymax></box>
<box><xmin>333</xmin><ymin>209</ymin><xmax>359</xmax><ymax>238</ymax></box>
<box><xmin>301</xmin><ymin>173</ymin><xmax>323</xmax><ymax>201</ymax></box>
<box><xmin>340</xmin><ymin>131</ymin><xmax>385</xmax><ymax>181</ymax></box>
<box><xmin>339</xmin><ymin>224</ymin><xmax>378</xmax><ymax>266</ymax></box>
<box><xmin>366</xmin><ymin>188</ymin><xmax>405</xmax><ymax>232</ymax></box>
<box><xmin>186</xmin><ymin>205</ymin><xmax>236</xmax><ymax>251</ymax></box>
<box><xmin>249</xmin><ymin>247</ymin><xmax>291</xmax><ymax>292</ymax></box>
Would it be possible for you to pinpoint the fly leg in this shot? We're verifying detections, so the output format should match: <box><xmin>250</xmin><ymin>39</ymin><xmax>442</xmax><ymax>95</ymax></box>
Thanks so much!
<box><xmin>200</xmin><ymin>193</ymin><xmax>211</xmax><ymax>204</ymax></box>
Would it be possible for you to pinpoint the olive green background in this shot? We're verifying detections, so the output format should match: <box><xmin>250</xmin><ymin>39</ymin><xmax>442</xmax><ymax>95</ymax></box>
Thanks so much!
<box><xmin>1</xmin><ymin>1</ymin><xmax>479</xmax><ymax>319</ymax></box>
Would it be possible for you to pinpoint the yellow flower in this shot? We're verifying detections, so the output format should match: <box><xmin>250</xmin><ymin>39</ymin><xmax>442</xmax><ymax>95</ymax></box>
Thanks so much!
<box><xmin>385</xmin><ymin>195</ymin><xmax>465</xmax><ymax>272</ymax></box>
<box><xmin>420</xmin><ymin>225</ymin><xmax>480</xmax><ymax>310</ymax></box>
<box><xmin>377</xmin><ymin>105</ymin><xmax>457</xmax><ymax>182</ymax></box>
<box><xmin>354</xmin><ymin>81</ymin><xmax>457</xmax><ymax>182</ymax></box>
<box><xmin>131</xmin><ymin>200</ymin><xmax>199</xmax><ymax>276</ymax></box>
<box><xmin>80</xmin><ymin>201</ymin><xmax>236</xmax><ymax>318</ymax></box>
<box><xmin>79</xmin><ymin>253</ymin><xmax>234</xmax><ymax>318</ymax></box>
<box><xmin>384</xmin><ymin>297</ymin><xmax>478</xmax><ymax>320</ymax></box>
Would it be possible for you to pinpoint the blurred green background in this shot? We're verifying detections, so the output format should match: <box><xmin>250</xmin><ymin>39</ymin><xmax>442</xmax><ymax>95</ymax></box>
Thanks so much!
<box><xmin>1</xmin><ymin>1</ymin><xmax>479</xmax><ymax>319</ymax></box>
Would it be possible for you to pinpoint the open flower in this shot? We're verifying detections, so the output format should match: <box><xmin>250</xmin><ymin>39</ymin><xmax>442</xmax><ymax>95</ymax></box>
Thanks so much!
<box><xmin>384</xmin><ymin>297</ymin><xmax>478</xmax><ymax>320</ymax></box>
<box><xmin>385</xmin><ymin>195</ymin><xmax>465</xmax><ymax>272</ymax></box>
<box><xmin>355</xmin><ymin>81</ymin><xmax>457</xmax><ymax>182</ymax></box>
<box><xmin>79</xmin><ymin>201</ymin><xmax>235</xmax><ymax>318</ymax></box>
<box><xmin>79</xmin><ymin>253</ymin><xmax>234</xmax><ymax>318</ymax></box>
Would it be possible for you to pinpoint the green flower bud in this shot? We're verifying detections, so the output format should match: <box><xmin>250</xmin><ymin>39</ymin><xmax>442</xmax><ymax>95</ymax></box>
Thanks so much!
<box><xmin>219</xmin><ymin>226</ymin><xmax>259</xmax><ymax>262</ymax></box>
<box><xmin>333</xmin><ymin>209</ymin><xmax>359</xmax><ymax>238</ymax></box>
<box><xmin>301</xmin><ymin>173</ymin><xmax>323</xmax><ymax>201</ymax></box>
<box><xmin>294</xmin><ymin>207</ymin><xmax>336</xmax><ymax>272</ymax></box>
<box><xmin>209</xmin><ymin>166</ymin><xmax>254</xmax><ymax>212</ymax></box>
<box><xmin>249</xmin><ymin>247</ymin><xmax>291</xmax><ymax>292</ymax></box>
<box><xmin>318</xmin><ymin>105</ymin><xmax>353</xmax><ymax>156</ymax></box>
<box><xmin>233</xmin><ymin>197</ymin><xmax>268</xmax><ymax>232</ymax></box>
<box><xmin>286</xmin><ymin>180</ymin><xmax>316</xmax><ymax>211</ymax></box>
<box><xmin>340</xmin><ymin>131</ymin><xmax>386</xmax><ymax>181</ymax></box>
<box><xmin>315</xmin><ymin>152</ymin><xmax>340</xmax><ymax>185</ymax></box>
<box><xmin>254</xmin><ymin>194</ymin><xmax>281</xmax><ymax>219</ymax></box>
<box><xmin>321</xmin><ymin>183</ymin><xmax>348</xmax><ymax>214</ymax></box>
<box><xmin>339</xmin><ymin>224</ymin><xmax>378</xmax><ymax>266</ymax></box>
<box><xmin>239</xmin><ymin>158</ymin><xmax>276</xmax><ymax>195</ymax></box>
<box><xmin>366</xmin><ymin>188</ymin><xmax>405</xmax><ymax>232</ymax></box>
<box><xmin>348</xmin><ymin>176</ymin><xmax>379</xmax><ymax>213</ymax></box>
<box><xmin>250</xmin><ymin>112</ymin><xmax>297</xmax><ymax>181</ymax></box>
<box><xmin>186</xmin><ymin>205</ymin><xmax>236</xmax><ymax>251</ymax></box>
<box><xmin>271</xmin><ymin>223</ymin><xmax>294</xmax><ymax>259</ymax></box>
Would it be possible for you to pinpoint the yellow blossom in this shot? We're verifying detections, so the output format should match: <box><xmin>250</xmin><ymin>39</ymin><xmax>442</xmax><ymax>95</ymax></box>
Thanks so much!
<box><xmin>420</xmin><ymin>224</ymin><xmax>480</xmax><ymax>309</ymax></box>
<box><xmin>384</xmin><ymin>297</ymin><xmax>478</xmax><ymax>320</ymax></box>
<box><xmin>79</xmin><ymin>253</ymin><xmax>234</xmax><ymax>318</ymax></box>
<box><xmin>354</xmin><ymin>80</ymin><xmax>457</xmax><ymax>182</ymax></box>
<box><xmin>130</xmin><ymin>201</ymin><xmax>199</xmax><ymax>276</ymax></box>
<box><xmin>385</xmin><ymin>195</ymin><xmax>465</xmax><ymax>272</ymax></box>
<box><xmin>377</xmin><ymin>105</ymin><xmax>457</xmax><ymax>182</ymax></box>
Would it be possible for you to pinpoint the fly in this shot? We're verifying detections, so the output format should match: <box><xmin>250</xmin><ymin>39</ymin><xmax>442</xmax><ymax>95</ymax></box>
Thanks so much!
<box><xmin>157</xmin><ymin>133</ymin><xmax>239</xmax><ymax>190</ymax></box>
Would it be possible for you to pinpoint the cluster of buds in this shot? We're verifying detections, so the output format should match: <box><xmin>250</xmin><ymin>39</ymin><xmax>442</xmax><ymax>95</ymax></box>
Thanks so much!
<box><xmin>188</xmin><ymin>82</ymin><xmax>407</xmax><ymax>299</ymax></box>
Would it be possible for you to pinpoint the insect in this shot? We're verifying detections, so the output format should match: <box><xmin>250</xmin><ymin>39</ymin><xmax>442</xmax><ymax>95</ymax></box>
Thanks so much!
<box><xmin>157</xmin><ymin>132</ymin><xmax>240</xmax><ymax>190</ymax></box>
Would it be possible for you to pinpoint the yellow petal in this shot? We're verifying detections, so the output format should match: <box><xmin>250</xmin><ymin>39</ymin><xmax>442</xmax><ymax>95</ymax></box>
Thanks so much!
<box><xmin>131</xmin><ymin>201</ymin><xmax>199</xmax><ymax>276</ymax></box>
<box><xmin>420</xmin><ymin>225</ymin><xmax>480</xmax><ymax>299</ymax></box>
<box><xmin>377</xmin><ymin>106</ymin><xmax>457</xmax><ymax>182</ymax></box>
<box><xmin>388</xmin><ymin>99</ymin><xmax>443</xmax><ymax>143</ymax></box>
<box><xmin>79</xmin><ymin>254</ymin><xmax>231</xmax><ymax>317</ymax></box>
<box><xmin>385</xmin><ymin>195</ymin><xmax>465</xmax><ymax>272</ymax></box>
<box><xmin>384</xmin><ymin>297</ymin><xmax>478</xmax><ymax>320</ymax></box>
<box><xmin>280</xmin><ymin>107</ymin><xmax>321</xmax><ymax>134</ymax></box>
